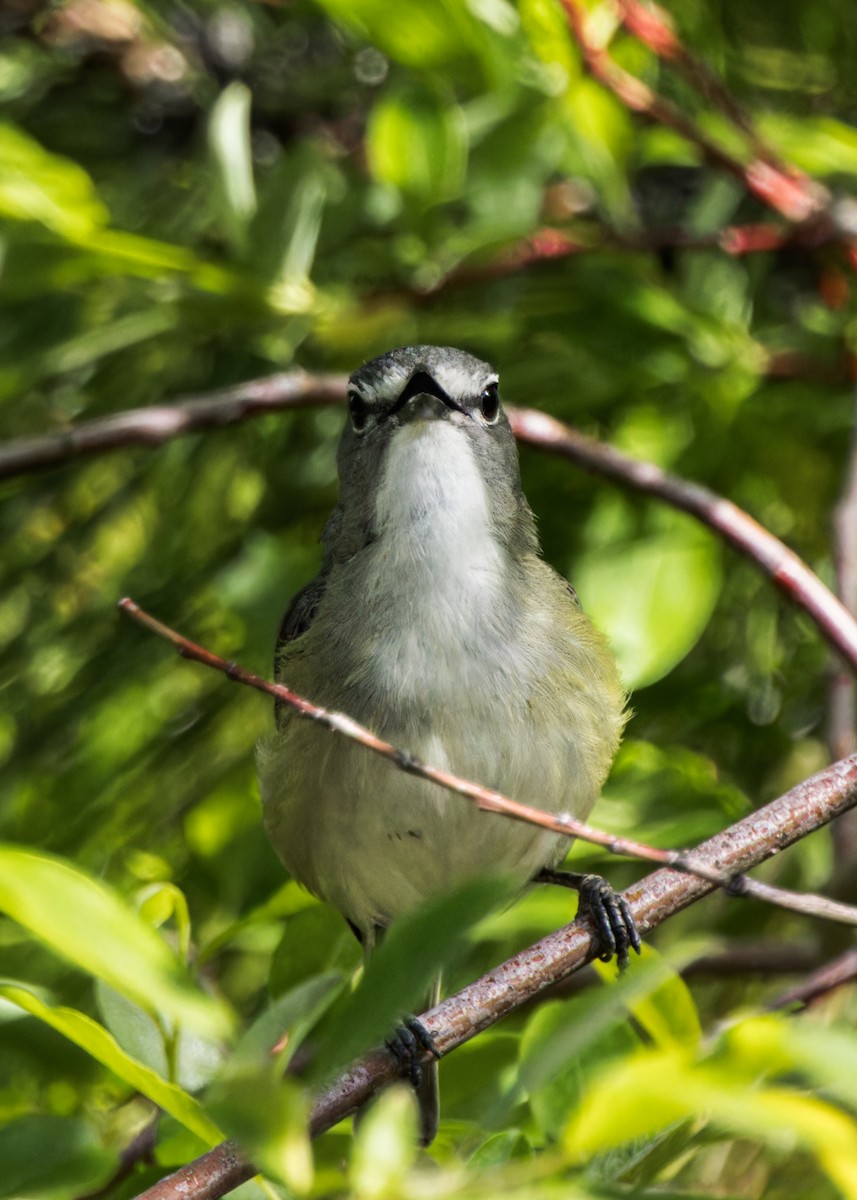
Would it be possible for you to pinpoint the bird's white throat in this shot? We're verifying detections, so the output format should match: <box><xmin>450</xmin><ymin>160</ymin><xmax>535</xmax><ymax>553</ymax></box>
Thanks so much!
<box><xmin>367</xmin><ymin>420</ymin><xmax>507</xmax><ymax>701</ymax></box>
<box><xmin>374</xmin><ymin>419</ymin><xmax>503</xmax><ymax>585</ymax></box>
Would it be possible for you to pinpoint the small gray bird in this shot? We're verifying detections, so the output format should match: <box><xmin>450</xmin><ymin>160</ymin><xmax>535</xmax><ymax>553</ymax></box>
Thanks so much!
<box><xmin>259</xmin><ymin>346</ymin><xmax>637</xmax><ymax>1143</ymax></box>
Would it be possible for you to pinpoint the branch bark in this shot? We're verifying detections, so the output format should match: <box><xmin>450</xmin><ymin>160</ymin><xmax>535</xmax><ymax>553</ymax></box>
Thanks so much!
<box><xmin>509</xmin><ymin>407</ymin><xmax>857</xmax><ymax>674</ymax></box>
<box><xmin>0</xmin><ymin>371</ymin><xmax>347</xmax><ymax>481</ymax></box>
<box><xmin>118</xmin><ymin>598</ymin><xmax>857</xmax><ymax>927</ymax></box>
<box><xmin>134</xmin><ymin>751</ymin><xmax>857</xmax><ymax>1200</ymax></box>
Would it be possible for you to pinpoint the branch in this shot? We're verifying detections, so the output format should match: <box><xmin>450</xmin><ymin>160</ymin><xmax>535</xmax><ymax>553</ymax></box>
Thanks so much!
<box><xmin>560</xmin><ymin>0</ymin><xmax>828</xmax><ymax>224</ymax></box>
<box><xmin>768</xmin><ymin>947</ymin><xmax>857</xmax><ymax>1011</ymax></box>
<box><xmin>0</xmin><ymin>371</ymin><xmax>348</xmax><ymax>481</ymax></box>
<box><xmin>118</xmin><ymin>598</ymin><xmax>857</xmax><ymax>927</ymax></box>
<box><xmin>134</xmin><ymin>751</ymin><xmax>857</xmax><ymax>1200</ymax></box>
<box><xmin>6</xmin><ymin>372</ymin><xmax>856</xmax><ymax>678</ymax></box>
<box><xmin>615</xmin><ymin>0</ymin><xmax>794</xmax><ymax>175</ymax></box>
<box><xmin>509</xmin><ymin>407</ymin><xmax>857</xmax><ymax>674</ymax></box>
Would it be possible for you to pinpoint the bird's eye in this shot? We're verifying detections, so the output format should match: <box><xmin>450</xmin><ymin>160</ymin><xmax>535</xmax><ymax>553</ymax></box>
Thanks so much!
<box><xmin>348</xmin><ymin>390</ymin><xmax>370</xmax><ymax>432</ymax></box>
<box><xmin>479</xmin><ymin>383</ymin><xmax>500</xmax><ymax>424</ymax></box>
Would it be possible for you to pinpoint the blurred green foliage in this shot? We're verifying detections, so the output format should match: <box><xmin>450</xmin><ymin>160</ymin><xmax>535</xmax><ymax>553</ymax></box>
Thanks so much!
<box><xmin>2</xmin><ymin>0</ymin><xmax>857</xmax><ymax>1196</ymax></box>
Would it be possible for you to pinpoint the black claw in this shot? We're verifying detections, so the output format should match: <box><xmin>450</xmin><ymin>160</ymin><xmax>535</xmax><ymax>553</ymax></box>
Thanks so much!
<box><xmin>386</xmin><ymin>1017</ymin><xmax>438</xmax><ymax>1090</ymax></box>
<box><xmin>577</xmin><ymin>873</ymin><xmax>640</xmax><ymax>971</ymax></box>
<box><xmin>406</xmin><ymin>1016</ymin><xmax>441</xmax><ymax>1060</ymax></box>
<box><xmin>535</xmin><ymin>867</ymin><xmax>640</xmax><ymax>969</ymax></box>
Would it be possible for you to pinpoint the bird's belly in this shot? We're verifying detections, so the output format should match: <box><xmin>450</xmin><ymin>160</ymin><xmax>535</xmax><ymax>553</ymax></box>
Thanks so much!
<box><xmin>260</xmin><ymin>702</ymin><xmax>581</xmax><ymax>935</ymax></box>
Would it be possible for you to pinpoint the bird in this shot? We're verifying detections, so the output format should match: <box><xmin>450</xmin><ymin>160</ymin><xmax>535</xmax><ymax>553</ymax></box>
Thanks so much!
<box><xmin>258</xmin><ymin>345</ymin><xmax>638</xmax><ymax>1144</ymax></box>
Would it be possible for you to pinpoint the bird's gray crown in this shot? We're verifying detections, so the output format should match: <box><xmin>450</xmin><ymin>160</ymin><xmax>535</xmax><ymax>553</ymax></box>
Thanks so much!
<box><xmin>349</xmin><ymin>345</ymin><xmax>497</xmax><ymax>414</ymax></box>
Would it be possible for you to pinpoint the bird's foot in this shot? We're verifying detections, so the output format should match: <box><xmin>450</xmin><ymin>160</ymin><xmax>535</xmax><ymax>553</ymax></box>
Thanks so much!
<box><xmin>536</xmin><ymin>868</ymin><xmax>641</xmax><ymax>970</ymax></box>
<box><xmin>385</xmin><ymin>1017</ymin><xmax>441</xmax><ymax>1089</ymax></box>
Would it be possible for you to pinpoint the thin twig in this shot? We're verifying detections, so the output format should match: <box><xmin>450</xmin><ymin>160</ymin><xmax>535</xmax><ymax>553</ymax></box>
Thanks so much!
<box><xmin>118</xmin><ymin>598</ymin><xmax>857</xmax><ymax>927</ymax></box>
<box><xmin>767</xmin><ymin>947</ymin><xmax>857</xmax><ymax>1011</ymax></box>
<box><xmin>509</xmin><ymin>407</ymin><xmax>857</xmax><ymax>674</ymax></box>
<box><xmin>0</xmin><ymin>371</ymin><xmax>347</xmax><ymax>481</ymax></box>
<box><xmin>560</xmin><ymin>0</ymin><xmax>828</xmax><ymax>224</ymax></box>
<box><xmin>134</xmin><ymin>752</ymin><xmax>857</xmax><ymax>1200</ymax></box>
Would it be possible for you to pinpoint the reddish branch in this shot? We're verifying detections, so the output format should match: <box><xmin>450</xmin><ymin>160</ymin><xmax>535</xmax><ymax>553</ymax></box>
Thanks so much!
<box><xmin>510</xmin><ymin>407</ymin><xmax>857</xmax><ymax>674</ymax></box>
<box><xmin>0</xmin><ymin>371</ymin><xmax>347</xmax><ymax>481</ymax></box>
<box><xmin>119</xmin><ymin>597</ymin><xmax>857</xmax><ymax>927</ymax></box>
<box><xmin>134</xmin><ymin>751</ymin><xmax>857</xmax><ymax>1200</ymax></box>
<box><xmin>615</xmin><ymin>0</ymin><xmax>791</xmax><ymax>173</ymax></box>
<box><xmin>560</xmin><ymin>0</ymin><xmax>827</xmax><ymax>225</ymax></box>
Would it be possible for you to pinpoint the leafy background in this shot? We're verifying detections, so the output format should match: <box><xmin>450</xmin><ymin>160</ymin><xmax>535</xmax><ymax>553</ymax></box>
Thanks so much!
<box><xmin>2</xmin><ymin>0</ymin><xmax>857</xmax><ymax>1196</ymax></box>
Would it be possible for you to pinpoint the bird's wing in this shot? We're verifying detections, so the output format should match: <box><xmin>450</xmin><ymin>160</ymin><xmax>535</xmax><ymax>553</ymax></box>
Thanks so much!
<box><xmin>276</xmin><ymin>571</ymin><xmax>328</xmax><ymax>655</ymax></box>
<box><xmin>272</xmin><ymin>572</ymin><xmax>328</xmax><ymax>730</ymax></box>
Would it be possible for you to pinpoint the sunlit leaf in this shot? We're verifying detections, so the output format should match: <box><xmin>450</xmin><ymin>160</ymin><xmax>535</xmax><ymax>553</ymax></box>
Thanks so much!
<box><xmin>575</xmin><ymin>513</ymin><xmax>722</xmax><ymax>688</ymax></box>
<box><xmin>0</xmin><ymin>121</ymin><xmax>108</xmax><ymax>238</ymax></box>
<box><xmin>0</xmin><ymin>985</ymin><xmax>223</xmax><ymax>1145</ymax></box>
<box><xmin>0</xmin><ymin>846</ymin><xmax>231</xmax><ymax>1038</ymax></box>
<box><xmin>209</xmin><ymin>82</ymin><xmax>257</xmax><ymax>252</ymax></box>
<box><xmin>592</xmin><ymin>944</ymin><xmax>702</xmax><ymax>1050</ymax></box>
<box><xmin>350</xmin><ymin>1086</ymin><xmax>419</xmax><ymax>1197</ymax></box>
<box><xmin>368</xmin><ymin>84</ymin><xmax>468</xmax><ymax>201</ymax></box>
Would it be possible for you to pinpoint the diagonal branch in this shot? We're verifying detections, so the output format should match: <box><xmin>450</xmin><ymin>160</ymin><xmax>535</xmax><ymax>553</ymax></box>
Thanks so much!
<box><xmin>509</xmin><ymin>408</ymin><xmax>857</xmax><ymax>674</ymax></box>
<box><xmin>614</xmin><ymin>0</ymin><xmax>793</xmax><ymax>174</ymax></box>
<box><xmin>117</xmin><ymin>598</ymin><xmax>857</xmax><ymax>927</ymax></box>
<box><xmin>134</xmin><ymin>749</ymin><xmax>857</xmax><ymax>1200</ymax></box>
<box><xmin>560</xmin><ymin>0</ymin><xmax>829</xmax><ymax>225</ymax></box>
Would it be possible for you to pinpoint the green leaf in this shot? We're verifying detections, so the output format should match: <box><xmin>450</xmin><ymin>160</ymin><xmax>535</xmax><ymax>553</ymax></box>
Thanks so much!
<box><xmin>592</xmin><ymin>944</ymin><xmax>702</xmax><ymax>1051</ymax></box>
<box><xmin>0</xmin><ymin>846</ymin><xmax>231</xmax><ymax>1038</ymax></box>
<box><xmin>350</xmin><ymin>1086</ymin><xmax>419</xmax><ymax>1197</ymax></box>
<box><xmin>209</xmin><ymin>82</ymin><xmax>257</xmax><ymax>252</ymax></box>
<box><xmin>0</xmin><ymin>1114</ymin><xmax>112</xmax><ymax>1200</ymax></box>
<box><xmin>367</xmin><ymin>84</ymin><xmax>467</xmax><ymax>201</ymax></box>
<box><xmin>315</xmin><ymin>0</ymin><xmax>475</xmax><ymax>67</ymax></box>
<box><xmin>564</xmin><ymin>1045</ymin><xmax>857</xmax><ymax>1199</ymax></box>
<box><xmin>138</xmin><ymin>882</ymin><xmax>193</xmax><ymax>963</ymax></box>
<box><xmin>269</xmin><ymin>905</ymin><xmax>360</xmax><ymax>998</ymax></box>
<box><xmin>757</xmin><ymin>112</ymin><xmax>857</xmax><ymax>177</ymax></box>
<box><xmin>96</xmin><ymin>981</ymin><xmax>223</xmax><ymax>1092</ymax></box>
<box><xmin>575</xmin><ymin>511</ymin><xmax>722</xmax><ymax>688</ymax></box>
<box><xmin>0</xmin><ymin>984</ymin><xmax>223</xmax><ymax>1145</ymax></box>
<box><xmin>207</xmin><ymin>1073</ymin><xmax>312</xmax><ymax>1193</ymax></box>
<box><xmin>0</xmin><ymin>121</ymin><xmax>108</xmax><ymax>238</ymax></box>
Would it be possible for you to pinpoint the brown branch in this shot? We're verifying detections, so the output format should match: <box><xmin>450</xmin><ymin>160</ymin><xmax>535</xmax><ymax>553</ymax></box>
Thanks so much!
<box><xmin>509</xmin><ymin>407</ymin><xmax>857</xmax><ymax>674</ymax></box>
<box><xmin>767</xmin><ymin>947</ymin><xmax>857</xmax><ymax>1011</ymax></box>
<box><xmin>560</xmin><ymin>0</ymin><xmax>828</xmax><ymax>224</ymax></box>
<box><xmin>398</xmin><ymin>222</ymin><xmax>829</xmax><ymax>306</ymax></box>
<box><xmin>118</xmin><ymin>598</ymin><xmax>857</xmax><ymax>927</ymax></box>
<box><xmin>0</xmin><ymin>371</ymin><xmax>348</xmax><ymax>481</ymax></box>
<box><xmin>615</xmin><ymin>0</ymin><xmax>793</xmax><ymax>175</ymax></box>
<box><xmin>5</xmin><ymin>375</ymin><xmax>855</xmax><ymax>678</ymax></box>
<box><xmin>134</xmin><ymin>751</ymin><xmax>857</xmax><ymax>1200</ymax></box>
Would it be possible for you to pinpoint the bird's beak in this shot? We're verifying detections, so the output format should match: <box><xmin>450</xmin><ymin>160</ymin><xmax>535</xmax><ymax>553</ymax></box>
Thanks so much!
<box><xmin>398</xmin><ymin>391</ymin><xmax>451</xmax><ymax>424</ymax></box>
<box><xmin>392</xmin><ymin>369</ymin><xmax>463</xmax><ymax>424</ymax></box>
